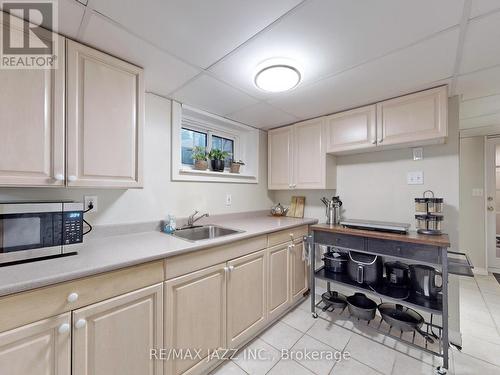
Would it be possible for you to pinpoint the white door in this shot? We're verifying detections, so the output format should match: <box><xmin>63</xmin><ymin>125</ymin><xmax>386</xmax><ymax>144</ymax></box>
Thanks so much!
<box><xmin>72</xmin><ymin>284</ymin><xmax>163</xmax><ymax>375</ymax></box>
<box><xmin>485</xmin><ymin>137</ymin><xmax>500</xmax><ymax>271</ymax></box>
<box><xmin>268</xmin><ymin>127</ymin><xmax>293</xmax><ymax>190</ymax></box>
<box><xmin>66</xmin><ymin>39</ymin><xmax>144</xmax><ymax>188</ymax></box>
<box><xmin>0</xmin><ymin>24</ymin><xmax>65</xmax><ymax>187</ymax></box>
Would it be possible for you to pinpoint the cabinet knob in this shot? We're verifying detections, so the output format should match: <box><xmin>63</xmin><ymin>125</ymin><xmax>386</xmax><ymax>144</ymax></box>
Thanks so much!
<box><xmin>228</xmin><ymin>265</ymin><xmax>234</xmax><ymax>272</ymax></box>
<box><xmin>378</xmin><ymin>138</ymin><xmax>383</xmax><ymax>144</ymax></box>
<box><xmin>371</xmin><ymin>140</ymin><xmax>377</xmax><ymax>145</ymax></box>
<box><xmin>75</xmin><ymin>319</ymin><xmax>87</xmax><ymax>329</ymax></box>
<box><xmin>68</xmin><ymin>175</ymin><xmax>77</xmax><ymax>182</ymax></box>
<box><xmin>58</xmin><ymin>323</ymin><xmax>70</xmax><ymax>334</ymax></box>
<box><xmin>54</xmin><ymin>173</ymin><xmax>64</xmax><ymax>181</ymax></box>
<box><xmin>224</xmin><ymin>266</ymin><xmax>229</xmax><ymax>272</ymax></box>
<box><xmin>488</xmin><ymin>206</ymin><xmax>495</xmax><ymax>211</ymax></box>
<box><xmin>67</xmin><ymin>292</ymin><xmax>79</xmax><ymax>303</ymax></box>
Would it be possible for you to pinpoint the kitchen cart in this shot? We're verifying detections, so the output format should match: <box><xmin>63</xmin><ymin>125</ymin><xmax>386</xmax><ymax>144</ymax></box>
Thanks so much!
<box><xmin>306</xmin><ymin>225</ymin><xmax>473</xmax><ymax>374</ymax></box>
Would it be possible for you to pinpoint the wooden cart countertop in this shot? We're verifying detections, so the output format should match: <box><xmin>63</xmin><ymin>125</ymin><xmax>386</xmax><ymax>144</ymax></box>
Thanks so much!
<box><xmin>311</xmin><ymin>224</ymin><xmax>450</xmax><ymax>248</ymax></box>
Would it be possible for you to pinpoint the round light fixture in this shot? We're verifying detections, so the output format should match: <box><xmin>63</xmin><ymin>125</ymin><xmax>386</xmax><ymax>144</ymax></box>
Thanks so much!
<box><xmin>254</xmin><ymin>64</ymin><xmax>301</xmax><ymax>92</ymax></box>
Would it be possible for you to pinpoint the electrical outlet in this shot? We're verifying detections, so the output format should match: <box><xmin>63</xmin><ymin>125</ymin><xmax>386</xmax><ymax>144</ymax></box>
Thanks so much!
<box><xmin>412</xmin><ymin>147</ymin><xmax>423</xmax><ymax>161</ymax></box>
<box><xmin>407</xmin><ymin>171</ymin><xmax>424</xmax><ymax>185</ymax></box>
<box><xmin>225</xmin><ymin>194</ymin><xmax>232</xmax><ymax>206</ymax></box>
<box><xmin>84</xmin><ymin>196</ymin><xmax>98</xmax><ymax>212</ymax></box>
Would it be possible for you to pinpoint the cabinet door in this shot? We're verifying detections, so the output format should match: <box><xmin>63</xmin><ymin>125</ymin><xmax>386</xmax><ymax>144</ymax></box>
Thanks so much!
<box><xmin>72</xmin><ymin>284</ymin><xmax>163</xmax><ymax>375</ymax></box>
<box><xmin>227</xmin><ymin>250</ymin><xmax>267</xmax><ymax>348</ymax></box>
<box><xmin>0</xmin><ymin>26</ymin><xmax>65</xmax><ymax>187</ymax></box>
<box><xmin>165</xmin><ymin>264</ymin><xmax>226</xmax><ymax>375</ymax></box>
<box><xmin>290</xmin><ymin>241</ymin><xmax>308</xmax><ymax>304</ymax></box>
<box><xmin>267</xmin><ymin>244</ymin><xmax>290</xmax><ymax>320</ymax></box>
<box><xmin>293</xmin><ymin>118</ymin><xmax>326</xmax><ymax>189</ymax></box>
<box><xmin>376</xmin><ymin>86</ymin><xmax>448</xmax><ymax>147</ymax></box>
<box><xmin>0</xmin><ymin>313</ymin><xmax>71</xmax><ymax>375</ymax></box>
<box><xmin>268</xmin><ymin>126</ymin><xmax>293</xmax><ymax>190</ymax></box>
<box><xmin>66</xmin><ymin>39</ymin><xmax>144</xmax><ymax>188</ymax></box>
<box><xmin>325</xmin><ymin>105</ymin><xmax>377</xmax><ymax>153</ymax></box>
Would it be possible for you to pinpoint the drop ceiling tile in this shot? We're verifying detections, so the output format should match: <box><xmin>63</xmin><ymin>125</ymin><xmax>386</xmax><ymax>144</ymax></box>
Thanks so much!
<box><xmin>227</xmin><ymin>102</ymin><xmax>298</xmax><ymax>129</ymax></box>
<box><xmin>209</xmin><ymin>0</ymin><xmax>464</xmax><ymax>100</ymax></box>
<box><xmin>460</xmin><ymin>12</ymin><xmax>500</xmax><ymax>74</ymax></box>
<box><xmin>90</xmin><ymin>0</ymin><xmax>303</xmax><ymax>68</ymax></box>
<box><xmin>269</xmin><ymin>28</ymin><xmax>459</xmax><ymax>119</ymax></box>
<box><xmin>57</xmin><ymin>0</ymin><xmax>85</xmax><ymax>38</ymax></box>
<box><xmin>470</xmin><ymin>0</ymin><xmax>500</xmax><ymax>18</ymax></box>
<box><xmin>456</xmin><ymin>66</ymin><xmax>500</xmax><ymax>100</ymax></box>
<box><xmin>80</xmin><ymin>13</ymin><xmax>200</xmax><ymax>96</ymax></box>
<box><xmin>460</xmin><ymin>94</ymin><xmax>500</xmax><ymax>119</ymax></box>
<box><xmin>171</xmin><ymin>74</ymin><xmax>259</xmax><ymax>116</ymax></box>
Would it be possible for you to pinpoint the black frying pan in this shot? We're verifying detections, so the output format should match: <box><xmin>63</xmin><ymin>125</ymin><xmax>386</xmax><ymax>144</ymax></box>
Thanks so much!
<box><xmin>378</xmin><ymin>303</ymin><xmax>435</xmax><ymax>344</ymax></box>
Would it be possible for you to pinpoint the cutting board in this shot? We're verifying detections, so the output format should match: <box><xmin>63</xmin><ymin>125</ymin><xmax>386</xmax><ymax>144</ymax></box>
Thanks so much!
<box><xmin>287</xmin><ymin>196</ymin><xmax>305</xmax><ymax>218</ymax></box>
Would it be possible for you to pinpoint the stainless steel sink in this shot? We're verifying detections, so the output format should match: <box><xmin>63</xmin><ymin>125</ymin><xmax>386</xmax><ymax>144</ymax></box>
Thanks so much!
<box><xmin>172</xmin><ymin>225</ymin><xmax>243</xmax><ymax>242</ymax></box>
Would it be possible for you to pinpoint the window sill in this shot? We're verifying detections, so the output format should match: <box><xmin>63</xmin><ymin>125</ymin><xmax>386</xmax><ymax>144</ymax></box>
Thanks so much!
<box><xmin>174</xmin><ymin>167</ymin><xmax>258</xmax><ymax>184</ymax></box>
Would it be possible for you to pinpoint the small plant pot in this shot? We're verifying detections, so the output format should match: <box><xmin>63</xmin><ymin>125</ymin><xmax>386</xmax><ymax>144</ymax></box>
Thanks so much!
<box><xmin>194</xmin><ymin>160</ymin><xmax>208</xmax><ymax>170</ymax></box>
<box><xmin>230</xmin><ymin>163</ymin><xmax>241</xmax><ymax>174</ymax></box>
<box><xmin>211</xmin><ymin>159</ymin><xmax>225</xmax><ymax>172</ymax></box>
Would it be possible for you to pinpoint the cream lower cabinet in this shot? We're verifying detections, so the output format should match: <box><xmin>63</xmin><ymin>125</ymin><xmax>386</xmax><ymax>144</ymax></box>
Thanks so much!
<box><xmin>226</xmin><ymin>249</ymin><xmax>267</xmax><ymax>349</ymax></box>
<box><xmin>72</xmin><ymin>284</ymin><xmax>163</xmax><ymax>375</ymax></box>
<box><xmin>290</xmin><ymin>240</ymin><xmax>308</xmax><ymax>304</ymax></box>
<box><xmin>164</xmin><ymin>264</ymin><xmax>227</xmax><ymax>375</ymax></box>
<box><xmin>66</xmin><ymin>39</ymin><xmax>144</xmax><ymax>188</ymax></box>
<box><xmin>376</xmin><ymin>86</ymin><xmax>447</xmax><ymax>147</ymax></box>
<box><xmin>0</xmin><ymin>313</ymin><xmax>71</xmax><ymax>375</ymax></box>
<box><xmin>267</xmin><ymin>244</ymin><xmax>290</xmax><ymax>320</ymax></box>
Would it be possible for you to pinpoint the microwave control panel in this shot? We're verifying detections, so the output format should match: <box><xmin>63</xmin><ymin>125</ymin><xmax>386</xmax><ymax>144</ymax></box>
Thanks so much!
<box><xmin>63</xmin><ymin>211</ymin><xmax>83</xmax><ymax>244</ymax></box>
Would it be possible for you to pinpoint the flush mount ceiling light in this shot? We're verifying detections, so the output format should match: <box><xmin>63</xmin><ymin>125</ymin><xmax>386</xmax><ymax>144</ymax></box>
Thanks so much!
<box><xmin>254</xmin><ymin>64</ymin><xmax>301</xmax><ymax>93</ymax></box>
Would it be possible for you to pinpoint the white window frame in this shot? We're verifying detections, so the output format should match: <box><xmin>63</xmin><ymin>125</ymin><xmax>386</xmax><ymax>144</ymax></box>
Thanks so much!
<box><xmin>172</xmin><ymin>102</ymin><xmax>259</xmax><ymax>184</ymax></box>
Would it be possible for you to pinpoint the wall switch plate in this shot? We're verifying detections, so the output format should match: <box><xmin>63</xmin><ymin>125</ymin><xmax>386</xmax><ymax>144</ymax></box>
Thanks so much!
<box><xmin>472</xmin><ymin>188</ymin><xmax>484</xmax><ymax>197</ymax></box>
<box><xmin>225</xmin><ymin>194</ymin><xmax>232</xmax><ymax>206</ymax></box>
<box><xmin>407</xmin><ymin>171</ymin><xmax>424</xmax><ymax>185</ymax></box>
<box><xmin>84</xmin><ymin>196</ymin><xmax>98</xmax><ymax>212</ymax></box>
<box><xmin>412</xmin><ymin>147</ymin><xmax>424</xmax><ymax>161</ymax></box>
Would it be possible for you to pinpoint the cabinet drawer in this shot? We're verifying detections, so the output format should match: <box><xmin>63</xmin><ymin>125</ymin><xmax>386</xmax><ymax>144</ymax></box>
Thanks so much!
<box><xmin>0</xmin><ymin>260</ymin><xmax>164</xmax><ymax>333</ymax></box>
<box><xmin>314</xmin><ymin>231</ymin><xmax>365</xmax><ymax>251</ymax></box>
<box><xmin>268</xmin><ymin>226</ymin><xmax>309</xmax><ymax>247</ymax></box>
<box><xmin>366</xmin><ymin>239</ymin><xmax>440</xmax><ymax>264</ymax></box>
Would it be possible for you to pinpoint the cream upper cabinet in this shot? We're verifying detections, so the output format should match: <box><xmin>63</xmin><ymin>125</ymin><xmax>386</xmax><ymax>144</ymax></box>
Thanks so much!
<box><xmin>0</xmin><ymin>24</ymin><xmax>65</xmax><ymax>187</ymax></box>
<box><xmin>376</xmin><ymin>86</ymin><xmax>448</xmax><ymax>147</ymax></box>
<box><xmin>72</xmin><ymin>284</ymin><xmax>163</xmax><ymax>375</ymax></box>
<box><xmin>268</xmin><ymin>120</ymin><xmax>336</xmax><ymax>190</ymax></box>
<box><xmin>268</xmin><ymin>126</ymin><xmax>293</xmax><ymax>190</ymax></box>
<box><xmin>66</xmin><ymin>40</ymin><xmax>144</xmax><ymax>188</ymax></box>
<box><xmin>325</xmin><ymin>105</ymin><xmax>377</xmax><ymax>153</ymax></box>
<box><xmin>0</xmin><ymin>313</ymin><xmax>71</xmax><ymax>375</ymax></box>
<box><xmin>165</xmin><ymin>263</ymin><xmax>226</xmax><ymax>375</ymax></box>
<box><xmin>267</xmin><ymin>244</ymin><xmax>290</xmax><ymax>320</ymax></box>
<box><xmin>227</xmin><ymin>249</ymin><xmax>267</xmax><ymax>349</ymax></box>
<box><xmin>290</xmin><ymin>240</ymin><xmax>308</xmax><ymax>304</ymax></box>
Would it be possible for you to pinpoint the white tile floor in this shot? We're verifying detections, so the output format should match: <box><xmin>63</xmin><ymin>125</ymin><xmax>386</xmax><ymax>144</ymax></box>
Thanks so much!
<box><xmin>211</xmin><ymin>274</ymin><xmax>500</xmax><ymax>375</ymax></box>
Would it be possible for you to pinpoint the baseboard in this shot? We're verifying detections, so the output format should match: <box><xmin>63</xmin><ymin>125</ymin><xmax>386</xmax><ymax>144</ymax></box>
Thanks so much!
<box><xmin>473</xmin><ymin>267</ymin><xmax>489</xmax><ymax>276</ymax></box>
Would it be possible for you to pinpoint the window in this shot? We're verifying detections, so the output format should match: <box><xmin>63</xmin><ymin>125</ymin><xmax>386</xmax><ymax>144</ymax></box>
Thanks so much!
<box><xmin>212</xmin><ymin>135</ymin><xmax>234</xmax><ymax>167</ymax></box>
<box><xmin>181</xmin><ymin>128</ymin><xmax>207</xmax><ymax>165</ymax></box>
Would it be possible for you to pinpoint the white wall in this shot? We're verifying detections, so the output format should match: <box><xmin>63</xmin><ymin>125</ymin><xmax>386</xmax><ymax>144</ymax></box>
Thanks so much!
<box><xmin>274</xmin><ymin>97</ymin><xmax>460</xmax><ymax>249</ymax></box>
<box><xmin>0</xmin><ymin>94</ymin><xmax>274</xmax><ymax>225</ymax></box>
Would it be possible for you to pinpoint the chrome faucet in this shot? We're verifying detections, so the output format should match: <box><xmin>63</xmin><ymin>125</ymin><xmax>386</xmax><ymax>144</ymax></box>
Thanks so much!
<box><xmin>187</xmin><ymin>210</ymin><xmax>210</xmax><ymax>227</ymax></box>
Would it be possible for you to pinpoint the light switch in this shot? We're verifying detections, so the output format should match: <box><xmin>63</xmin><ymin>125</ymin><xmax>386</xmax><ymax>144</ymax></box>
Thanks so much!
<box><xmin>407</xmin><ymin>171</ymin><xmax>424</xmax><ymax>185</ymax></box>
<box><xmin>225</xmin><ymin>194</ymin><xmax>232</xmax><ymax>206</ymax></box>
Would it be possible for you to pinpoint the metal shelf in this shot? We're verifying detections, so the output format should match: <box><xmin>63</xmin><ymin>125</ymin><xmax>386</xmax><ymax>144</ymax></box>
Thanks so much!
<box><xmin>315</xmin><ymin>267</ymin><xmax>443</xmax><ymax>314</ymax></box>
<box><xmin>315</xmin><ymin>298</ymin><xmax>444</xmax><ymax>358</ymax></box>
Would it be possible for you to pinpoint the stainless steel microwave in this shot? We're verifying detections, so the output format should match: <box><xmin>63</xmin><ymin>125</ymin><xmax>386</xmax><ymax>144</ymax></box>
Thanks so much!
<box><xmin>0</xmin><ymin>201</ymin><xmax>84</xmax><ymax>265</ymax></box>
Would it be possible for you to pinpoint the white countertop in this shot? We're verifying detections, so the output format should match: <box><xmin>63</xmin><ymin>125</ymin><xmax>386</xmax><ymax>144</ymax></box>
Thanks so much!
<box><xmin>0</xmin><ymin>212</ymin><xmax>317</xmax><ymax>297</ymax></box>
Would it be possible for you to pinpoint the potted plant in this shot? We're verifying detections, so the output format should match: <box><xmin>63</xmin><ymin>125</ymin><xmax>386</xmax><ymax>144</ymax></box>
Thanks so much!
<box><xmin>208</xmin><ymin>149</ymin><xmax>229</xmax><ymax>172</ymax></box>
<box><xmin>230</xmin><ymin>159</ymin><xmax>245</xmax><ymax>174</ymax></box>
<box><xmin>192</xmin><ymin>146</ymin><xmax>208</xmax><ymax>170</ymax></box>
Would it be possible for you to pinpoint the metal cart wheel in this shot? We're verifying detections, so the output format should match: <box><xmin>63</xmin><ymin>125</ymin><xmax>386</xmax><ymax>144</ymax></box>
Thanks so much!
<box><xmin>312</xmin><ymin>312</ymin><xmax>318</xmax><ymax>318</ymax></box>
<box><xmin>436</xmin><ymin>366</ymin><xmax>447</xmax><ymax>374</ymax></box>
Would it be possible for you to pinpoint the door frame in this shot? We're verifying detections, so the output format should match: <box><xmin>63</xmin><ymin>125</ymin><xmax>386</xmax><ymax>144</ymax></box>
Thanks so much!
<box><xmin>484</xmin><ymin>136</ymin><xmax>500</xmax><ymax>272</ymax></box>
